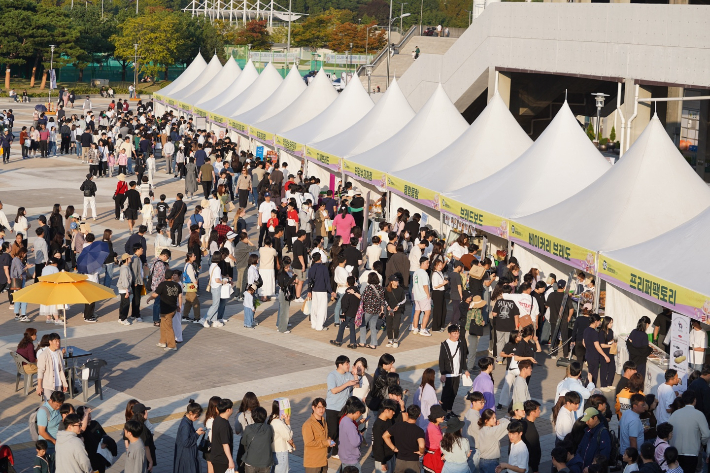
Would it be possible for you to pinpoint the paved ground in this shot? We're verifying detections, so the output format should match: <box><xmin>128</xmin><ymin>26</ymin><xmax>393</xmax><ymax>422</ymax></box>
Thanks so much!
<box><xmin>0</xmin><ymin>97</ymin><xmax>620</xmax><ymax>473</ymax></box>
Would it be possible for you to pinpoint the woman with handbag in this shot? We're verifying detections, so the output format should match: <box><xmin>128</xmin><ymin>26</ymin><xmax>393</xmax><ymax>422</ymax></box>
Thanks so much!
<box><xmin>598</xmin><ymin>316</ymin><xmax>617</xmax><ymax>388</ymax></box>
<box><xmin>10</xmin><ymin>247</ymin><xmax>30</xmax><ymax>321</ymax></box>
<box><xmin>174</xmin><ymin>400</ymin><xmax>205</xmax><ymax>473</ymax></box>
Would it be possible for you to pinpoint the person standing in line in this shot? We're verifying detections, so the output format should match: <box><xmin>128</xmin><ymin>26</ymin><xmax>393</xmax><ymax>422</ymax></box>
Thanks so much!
<box><xmin>211</xmin><ymin>399</ymin><xmax>236</xmax><ymax>473</ymax></box>
<box><xmin>619</xmin><ymin>394</ymin><xmax>647</xmax><ymax>456</ymax></box>
<box><xmin>268</xmin><ymin>399</ymin><xmax>294</xmax><ymax>473</ymax></box>
<box><xmin>167</xmin><ymin>193</ymin><xmax>187</xmax><ymax>247</ymax></box>
<box><xmin>276</xmin><ymin>256</ymin><xmax>296</xmax><ymax>334</ymax></box>
<box><xmin>512</xmin><ymin>360</ymin><xmax>533</xmax><ymax>406</ymax></box>
<box><xmin>325</xmin><ymin>355</ymin><xmax>359</xmax><ymax>458</ymax></box>
<box><xmin>241</xmin><ymin>407</ymin><xmax>275</xmax><ymax>473</ymax></box>
<box><xmin>338</xmin><ymin>398</ymin><xmax>366</xmax><ymax>471</ymax></box>
<box><xmin>690</xmin><ymin>320</ymin><xmax>706</xmax><ymax>372</ymax></box>
<box><xmin>257</xmin><ymin>193</ymin><xmax>277</xmax><ymax>247</ymax></box>
<box><xmin>626</xmin><ymin>317</ymin><xmax>652</xmax><ymax>379</ymax></box>
<box><xmin>306</xmin><ymin>252</ymin><xmax>332</xmax><ymax>331</ymax></box>
<box><xmin>80</xmin><ymin>173</ymin><xmax>97</xmax><ymax>221</ymax></box>
<box><xmin>655</xmin><ymin>369</ymin><xmax>680</xmax><ymax>425</ymax></box>
<box><xmin>123</xmin><ymin>419</ymin><xmax>147</xmax><ymax>473</ymax></box>
<box><xmin>372</xmin><ymin>399</ymin><xmax>397</xmax><ymax>473</ymax></box>
<box><xmin>128</xmin><ymin>243</ymin><xmax>146</xmax><ymax>321</ymax></box>
<box><xmin>382</xmin><ymin>405</ymin><xmax>426</xmax><ymax>473</ymax></box>
<box><xmin>521</xmin><ymin>400</ymin><xmax>542</xmax><ymax>473</ymax></box>
<box><xmin>146</xmin><ymin>268</ymin><xmax>182</xmax><ymax>351</ymax></box>
<box><xmin>411</xmin><ymin>257</ymin><xmax>432</xmax><ymax>336</ymax></box>
<box><xmin>430</xmin><ymin>259</ymin><xmax>449</xmax><ymax>332</ymax></box>
<box><xmin>669</xmin><ymin>390</ymin><xmax>710</xmax><ymax>473</ymax></box>
<box><xmin>439</xmin><ymin>324</ymin><xmax>469</xmax><ymax>413</ymax></box>
<box><xmin>55</xmin><ymin>413</ymin><xmax>93</xmax><ymax>473</ymax></box>
<box><xmin>582</xmin><ymin>314</ymin><xmax>605</xmax><ymax>384</ymax></box>
<box><xmin>688</xmin><ymin>367</ymin><xmax>710</xmax><ymax>426</ymax></box>
<box><xmin>302</xmin><ymin>398</ymin><xmax>333</xmax><ymax>473</ymax></box>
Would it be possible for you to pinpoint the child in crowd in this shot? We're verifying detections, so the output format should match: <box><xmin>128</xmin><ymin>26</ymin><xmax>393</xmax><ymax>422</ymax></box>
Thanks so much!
<box><xmin>243</xmin><ymin>283</ymin><xmax>257</xmax><ymax>329</ymax></box>
<box><xmin>107</xmin><ymin>152</ymin><xmax>116</xmax><ymax>177</ymax></box>
<box><xmin>34</xmin><ymin>439</ymin><xmax>50</xmax><ymax>473</ymax></box>
<box><xmin>156</xmin><ymin>194</ymin><xmax>169</xmax><ymax>228</ymax></box>
<box><xmin>140</xmin><ymin>197</ymin><xmax>154</xmax><ymax>234</ymax></box>
<box><xmin>117</xmin><ymin>149</ymin><xmax>128</xmax><ymax>175</ymax></box>
<box><xmin>497</xmin><ymin>420</ymin><xmax>528</xmax><ymax>473</ymax></box>
<box><xmin>623</xmin><ymin>447</ymin><xmax>639</xmax><ymax>473</ymax></box>
<box><xmin>664</xmin><ymin>447</ymin><xmax>683</xmax><ymax>473</ymax></box>
<box><xmin>139</xmin><ymin>176</ymin><xmax>152</xmax><ymax>202</ymax></box>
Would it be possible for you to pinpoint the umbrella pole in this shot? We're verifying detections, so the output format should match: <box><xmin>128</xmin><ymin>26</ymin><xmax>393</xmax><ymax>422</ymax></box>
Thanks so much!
<box><xmin>64</xmin><ymin>307</ymin><xmax>67</xmax><ymax>339</ymax></box>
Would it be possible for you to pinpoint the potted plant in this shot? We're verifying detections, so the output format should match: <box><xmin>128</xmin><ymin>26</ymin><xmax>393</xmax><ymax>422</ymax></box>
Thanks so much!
<box><xmin>599</xmin><ymin>137</ymin><xmax>609</xmax><ymax>151</ymax></box>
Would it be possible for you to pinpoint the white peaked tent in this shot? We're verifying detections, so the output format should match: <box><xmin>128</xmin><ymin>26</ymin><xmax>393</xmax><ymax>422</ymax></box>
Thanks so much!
<box><xmin>393</xmin><ymin>93</ymin><xmax>532</xmax><ymax>193</ymax></box>
<box><xmin>312</xmin><ymin>77</ymin><xmax>415</xmax><ymax>159</ymax></box>
<box><xmin>183</xmin><ymin>56</ymin><xmax>241</xmax><ymax>107</ymax></box>
<box><xmin>252</xmin><ymin>69</ymin><xmax>338</xmax><ymax>136</ymax></box>
<box><xmin>346</xmin><ymin>84</ymin><xmax>468</xmax><ymax>173</ymax></box>
<box><xmin>211</xmin><ymin>63</ymin><xmax>283</xmax><ymax>118</ymax></box>
<box><xmin>169</xmin><ymin>54</ymin><xmax>223</xmax><ymax>102</ymax></box>
<box><xmin>201</xmin><ymin>60</ymin><xmax>259</xmax><ymax>115</ymax></box>
<box><xmin>280</xmin><ymin>77</ymin><xmax>374</xmax><ymax>150</ymax></box>
<box><xmin>517</xmin><ymin>115</ymin><xmax>710</xmax><ymax>253</ymax></box>
<box><xmin>156</xmin><ymin>53</ymin><xmax>207</xmax><ymax>98</ymax></box>
<box><xmin>446</xmin><ymin>101</ymin><xmax>610</xmax><ymax>220</ymax></box>
<box><xmin>232</xmin><ymin>64</ymin><xmax>306</xmax><ymax>126</ymax></box>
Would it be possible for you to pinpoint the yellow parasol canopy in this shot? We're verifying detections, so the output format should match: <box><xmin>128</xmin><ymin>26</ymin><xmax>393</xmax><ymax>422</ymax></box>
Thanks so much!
<box><xmin>39</xmin><ymin>272</ymin><xmax>89</xmax><ymax>283</ymax></box>
<box><xmin>12</xmin><ymin>280</ymin><xmax>115</xmax><ymax>305</ymax></box>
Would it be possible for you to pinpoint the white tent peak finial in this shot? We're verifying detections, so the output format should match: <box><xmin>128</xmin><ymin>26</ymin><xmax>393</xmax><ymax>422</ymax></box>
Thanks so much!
<box><xmin>565</xmin><ymin>89</ymin><xmax>568</xmax><ymax>103</ymax></box>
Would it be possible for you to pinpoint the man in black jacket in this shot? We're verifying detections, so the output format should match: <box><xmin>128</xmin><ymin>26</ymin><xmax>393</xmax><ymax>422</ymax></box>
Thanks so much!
<box><xmin>80</xmin><ymin>129</ymin><xmax>93</xmax><ymax>163</ymax></box>
<box><xmin>331</xmin><ymin>276</ymin><xmax>359</xmax><ymax>348</ymax></box>
<box><xmin>688</xmin><ymin>367</ymin><xmax>710</xmax><ymax>425</ymax></box>
<box><xmin>59</xmin><ymin>120</ymin><xmax>71</xmax><ymax>155</ymax></box>
<box><xmin>80</xmin><ymin>173</ymin><xmax>97</xmax><ymax>220</ymax></box>
<box><xmin>167</xmin><ymin>193</ymin><xmax>187</xmax><ymax>246</ymax></box>
<box><xmin>124</xmin><ymin>225</ymin><xmax>148</xmax><ymax>265</ymax></box>
<box><xmin>439</xmin><ymin>324</ymin><xmax>469</xmax><ymax>412</ymax></box>
<box><xmin>123</xmin><ymin>181</ymin><xmax>142</xmax><ymax>234</ymax></box>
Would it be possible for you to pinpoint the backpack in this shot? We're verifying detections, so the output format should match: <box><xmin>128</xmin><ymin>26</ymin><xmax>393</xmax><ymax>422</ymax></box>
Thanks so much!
<box><xmin>595</xmin><ymin>426</ymin><xmax>620</xmax><ymax>467</ymax></box>
<box><xmin>29</xmin><ymin>405</ymin><xmax>50</xmax><ymax>441</ymax></box>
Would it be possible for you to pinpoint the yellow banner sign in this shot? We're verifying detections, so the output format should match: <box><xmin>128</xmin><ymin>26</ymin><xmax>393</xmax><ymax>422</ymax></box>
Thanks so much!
<box><xmin>193</xmin><ymin>107</ymin><xmax>208</xmax><ymax>117</ymax></box>
<box><xmin>305</xmin><ymin>146</ymin><xmax>341</xmax><ymax>171</ymax></box>
<box><xmin>508</xmin><ymin>222</ymin><xmax>597</xmax><ymax>273</ymax></box>
<box><xmin>275</xmin><ymin>135</ymin><xmax>304</xmax><ymax>156</ymax></box>
<box><xmin>229</xmin><ymin>119</ymin><xmax>248</xmax><ymax>134</ymax></box>
<box><xmin>249</xmin><ymin>126</ymin><xmax>275</xmax><ymax>145</ymax></box>
<box><xmin>153</xmin><ymin>93</ymin><xmax>162</xmax><ymax>102</ymax></box>
<box><xmin>166</xmin><ymin>98</ymin><xmax>176</xmax><ymax>106</ymax></box>
<box><xmin>178</xmin><ymin>102</ymin><xmax>192</xmax><ymax>112</ymax></box>
<box><xmin>385</xmin><ymin>175</ymin><xmax>439</xmax><ymax>209</ymax></box>
<box><xmin>439</xmin><ymin>196</ymin><xmax>510</xmax><ymax>239</ymax></box>
<box><xmin>599</xmin><ymin>256</ymin><xmax>710</xmax><ymax>322</ymax></box>
<box><xmin>342</xmin><ymin>160</ymin><xmax>385</xmax><ymax>186</ymax></box>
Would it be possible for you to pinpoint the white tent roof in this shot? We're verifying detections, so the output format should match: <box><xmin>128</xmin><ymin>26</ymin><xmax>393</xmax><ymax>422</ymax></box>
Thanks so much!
<box><xmin>200</xmin><ymin>60</ymin><xmax>259</xmax><ymax>115</ymax></box>
<box><xmin>169</xmin><ymin>54</ymin><xmax>222</xmax><ymax>102</ymax></box>
<box><xmin>446</xmin><ymin>101</ymin><xmax>611</xmax><ymax>219</ymax></box>
<box><xmin>253</xmin><ymin>69</ymin><xmax>338</xmax><ymax>135</ymax></box>
<box><xmin>211</xmin><ymin>62</ymin><xmax>283</xmax><ymax>118</ymax></box>
<box><xmin>518</xmin><ymin>115</ymin><xmax>710</xmax><ymax>251</ymax></box>
<box><xmin>346</xmin><ymin>84</ymin><xmax>468</xmax><ymax>173</ymax></box>
<box><xmin>392</xmin><ymin>93</ymin><xmax>532</xmax><ymax>193</ymax></box>
<box><xmin>157</xmin><ymin>53</ymin><xmax>207</xmax><ymax>98</ymax></box>
<box><xmin>603</xmin><ymin>205</ymin><xmax>710</xmax><ymax>297</ymax></box>
<box><xmin>183</xmin><ymin>56</ymin><xmax>241</xmax><ymax>107</ymax></box>
<box><xmin>312</xmin><ymin>77</ymin><xmax>415</xmax><ymax>158</ymax></box>
<box><xmin>279</xmin><ymin>77</ymin><xmax>374</xmax><ymax>147</ymax></box>
<box><xmin>232</xmin><ymin>64</ymin><xmax>306</xmax><ymax>124</ymax></box>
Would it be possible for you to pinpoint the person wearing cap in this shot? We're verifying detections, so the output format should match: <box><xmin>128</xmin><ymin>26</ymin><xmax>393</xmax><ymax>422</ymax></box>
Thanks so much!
<box><xmin>576</xmin><ymin>407</ymin><xmax>611</xmax><ymax>469</ymax></box>
<box><xmin>80</xmin><ymin>173</ymin><xmax>98</xmax><ymax>221</ymax></box>
<box><xmin>146</xmin><ymin>267</ymin><xmax>182</xmax><ymax>351</ymax></box>
<box><xmin>464</xmin><ymin>293</ymin><xmax>487</xmax><ymax>369</ymax></box>
<box><xmin>439</xmin><ymin>324</ymin><xmax>470</xmax><ymax>412</ymax></box>
<box><xmin>439</xmin><ymin>415</ymin><xmax>471</xmax><ymax>473</ymax></box>
<box><xmin>509</xmin><ymin>402</ymin><xmax>525</xmax><ymax>420</ymax></box>
<box><xmin>546</xmin><ymin>280</ymin><xmax>575</xmax><ymax>359</ymax></box>
<box><xmin>349</xmin><ymin>189</ymin><xmax>365</xmax><ymax>229</ymax></box>
<box><xmin>128</xmin><ymin>403</ymin><xmax>156</xmax><ymax>471</ymax></box>
<box><xmin>422</xmin><ymin>404</ymin><xmax>447</xmax><ymax>473</ymax></box>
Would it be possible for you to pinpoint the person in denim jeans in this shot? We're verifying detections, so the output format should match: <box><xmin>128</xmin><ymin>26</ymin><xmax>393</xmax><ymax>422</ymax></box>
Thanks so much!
<box><xmin>149</xmin><ymin>249</ymin><xmax>171</xmax><ymax>325</ymax></box>
<box><xmin>200</xmin><ymin>253</ymin><xmax>228</xmax><ymax>328</ymax></box>
<box><xmin>243</xmin><ymin>284</ymin><xmax>257</xmax><ymax>328</ymax></box>
<box><xmin>268</xmin><ymin>400</ymin><xmax>294</xmax><ymax>473</ymax></box>
<box><xmin>359</xmin><ymin>273</ymin><xmax>386</xmax><ymax>348</ymax></box>
<box><xmin>472</xmin><ymin>409</ymin><xmax>511</xmax><ymax>473</ymax></box>
<box><xmin>338</xmin><ymin>398</ymin><xmax>366</xmax><ymax>472</ymax></box>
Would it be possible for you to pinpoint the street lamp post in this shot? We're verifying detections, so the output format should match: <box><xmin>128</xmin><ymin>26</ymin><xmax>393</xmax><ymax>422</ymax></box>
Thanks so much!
<box><xmin>349</xmin><ymin>43</ymin><xmax>353</xmax><ymax>73</ymax></box>
<box><xmin>366</xmin><ymin>65</ymin><xmax>373</xmax><ymax>96</ymax></box>
<box><xmin>387</xmin><ymin>0</ymin><xmax>392</xmax><ymax>87</ymax></box>
<box><xmin>133</xmin><ymin>43</ymin><xmax>138</xmax><ymax>95</ymax></box>
<box><xmin>466</xmin><ymin>10</ymin><xmax>471</xmax><ymax>26</ymax></box>
<box><xmin>592</xmin><ymin>92</ymin><xmax>609</xmax><ymax>147</ymax></box>
<box><xmin>286</xmin><ymin>0</ymin><xmax>292</xmax><ymax>67</ymax></box>
<box><xmin>419</xmin><ymin>0</ymin><xmax>424</xmax><ymax>35</ymax></box>
<box><xmin>49</xmin><ymin>45</ymin><xmax>55</xmax><ymax>108</ymax></box>
<box><xmin>400</xmin><ymin>2</ymin><xmax>407</xmax><ymax>32</ymax></box>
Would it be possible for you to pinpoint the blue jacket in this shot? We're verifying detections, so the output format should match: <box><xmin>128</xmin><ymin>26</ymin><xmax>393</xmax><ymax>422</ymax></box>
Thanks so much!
<box><xmin>576</xmin><ymin>423</ymin><xmax>611</xmax><ymax>468</ymax></box>
<box><xmin>567</xmin><ymin>454</ymin><xmax>584</xmax><ymax>473</ymax></box>
<box><xmin>307</xmin><ymin>263</ymin><xmax>332</xmax><ymax>293</ymax></box>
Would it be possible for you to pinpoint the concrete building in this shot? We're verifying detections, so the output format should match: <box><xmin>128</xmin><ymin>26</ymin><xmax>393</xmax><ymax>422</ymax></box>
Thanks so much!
<box><xmin>397</xmin><ymin>3</ymin><xmax>710</xmax><ymax>180</ymax></box>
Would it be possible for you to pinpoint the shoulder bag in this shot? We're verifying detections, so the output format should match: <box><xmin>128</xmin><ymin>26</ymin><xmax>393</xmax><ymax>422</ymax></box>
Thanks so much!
<box><xmin>518</xmin><ymin>295</ymin><xmax>534</xmax><ymax>328</ymax></box>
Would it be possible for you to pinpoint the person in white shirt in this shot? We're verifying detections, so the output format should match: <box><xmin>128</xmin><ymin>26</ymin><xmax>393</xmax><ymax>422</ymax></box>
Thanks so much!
<box><xmin>257</xmin><ymin>193</ymin><xmax>277</xmax><ymax>247</ymax></box>
<box><xmin>499</xmin><ymin>420</ymin><xmax>528</xmax><ymax>473</ymax></box>
<box><xmin>655</xmin><ymin>369</ymin><xmax>680</xmax><ymax>425</ymax></box>
<box><xmin>411</xmin><ymin>257</ymin><xmax>432</xmax><ymax>336</ymax></box>
<box><xmin>554</xmin><ymin>391</ymin><xmax>581</xmax><ymax>441</ymax></box>
<box><xmin>555</xmin><ymin>362</ymin><xmax>595</xmax><ymax>417</ymax></box>
<box><xmin>332</xmin><ymin>256</ymin><xmax>349</xmax><ymax>322</ymax></box>
<box><xmin>690</xmin><ymin>320</ymin><xmax>707</xmax><ymax>372</ymax></box>
<box><xmin>364</xmin><ymin>236</ymin><xmax>383</xmax><ymax>270</ymax></box>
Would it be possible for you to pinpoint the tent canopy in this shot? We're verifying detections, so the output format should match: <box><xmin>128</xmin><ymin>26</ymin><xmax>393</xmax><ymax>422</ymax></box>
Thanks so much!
<box><xmin>156</xmin><ymin>52</ymin><xmax>207</xmax><ymax>98</ymax></box>
<box><xmin>233</xmin><ymin>64</ymin><xmax>306</xmax><ymax>125</ymax></box>
<box><xmin>446</xmin><ymin>101</ymin><xmax>610</xmax><ymax>219</ymax></box>
<box><xmin>279</xmin><ymin>77</ymin><xmax>374</xmax><ymax>148</ymax></box>
<box><xmin>518</xmin><ymin>115</ymin><xmax>710</xmax><ymax>251</ymax></box>
<box><xmin>201</xmin><ymin>59</ymin><xmax>259</xmax><ymax>115</ymax></box>
<box><xmin>393</xmin><ymin>93</ymin><xmax>532</xmax><ymax>193</ymax></box>
<box><xmin>169</xmin><ymin>54</ymin><xmax>222</xmax><ymax>102</ymax></box>
<box><xmin>254</xmin><ymin>68</ymin><xmax>338</xmax><ymax>135</ymax></box>
<box><xmin>184</xmin><ymin>56</ymin><xmax>241</xmax><ymax>107</ymax></box>
<box><xmin>346</xmin><ymin>84</ymin><xmax>468</xmax><ymax>173</ymax></box>
<box><xmin>212</xmin><ymin>62</ymin><xmax>283</xmax><ymax>118</ymax></box>
<box><xmin>312</xmin><ymin>77</ymin><xmax>415</xmax><ymax>159</ymax></box>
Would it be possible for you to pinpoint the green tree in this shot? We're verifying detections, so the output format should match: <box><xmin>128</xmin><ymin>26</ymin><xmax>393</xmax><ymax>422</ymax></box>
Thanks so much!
<box><xmin>610</xmin><ymin>126</ymin><xmax>616</xmax><ymax>143</ymax></box>
<box><xmin>69</xmin><ymin>6</ymin><xmax>115</xmax><ymax>82</ymax></box>
<box><xmin>0</xmin><ymin>0</ymin><xmax>45</xmax><ymax>88</ymax></box>
<box><xmin>586</xmin><ymin>123</ymin><xmax>595</xmax><ymax>141</ymax></box>
<box><xmin>292</xmin><ymin>9</ymin><xmax>351</xmax><ymax>50</ymax></box>
<box><xmin>175</xmin><ymin>15</ymin><xmax>227</xmax><ymax>66</ymax></box>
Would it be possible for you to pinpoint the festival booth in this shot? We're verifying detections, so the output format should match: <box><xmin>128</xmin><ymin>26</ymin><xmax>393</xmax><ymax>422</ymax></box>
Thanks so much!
<box><xmin>276</xmin><ymin>78</ymin><xmax>374</xmax><ymax>189</ymax></box>
<box><xmin>182</xmin><ymin>56</ymin><xmax>242</xmax><ymax>128</ymax></box>
<box><xmin>251</xmin><ymin>69</ymin><xmax>338</xmax><ymax>173</ymax></box>
<box><xmin>202</xmin><ymin>59</ymin><xmax>259</xmax><ymax>134</ymax></box>
<box><xmin>165</xmin><ymin>54</ymin><xmax>223</xmax><ymax>117</ymax></box>
<box><xmin>443</xmin><ymin>101</ymin><xmax>611</xmax><ymax>281</ymax></box>
<box><xmin>341</xmin><ymin>84</ymin><xmax>468</xmax><ymax>231</ymax></box>
<box><xmin>207</xmin><ymin>62</ymin><xmax>283</xmax><ymax>147</ymax></box>
<box><xmin>153</xmin><ymin>52</ymin><xmax>207</xmax><ymax>115</ymax></box>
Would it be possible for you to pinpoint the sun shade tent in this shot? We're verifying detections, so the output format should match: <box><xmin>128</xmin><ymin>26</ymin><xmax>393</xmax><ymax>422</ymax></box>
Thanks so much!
<box><xmin>252</xmin><ymin>68</ymin><xmax>338</xmax><ymax>137</ymax></box>
<box><xmin>155</xmin><ymin>52</ymin><xmax>207</xmax><ymax>98</ymax></box>
<box><xmin>232</xmin><ymin>64</ymin><xmax>306</xmax><ymax>126</ymax></box>
<box><xmin>210</xmin><ymin>62</ymin><xmax>283</xmax><ymax>118</ymax></box>
<box><xmin>310</xmin><ymin>77</ymin><xmax>416</xmax><ymax>160</ymax></box>
<box><xmin>182</xmin><ymin>56</ymin><xmax>241</xmax><ymax>107</ymax></box>
<box><xmin>168</xmin><ymin>54</ymin><xmax>223</xmax><ymax>103</ymax></box>
<box><xmin>392</xmin><ymin>93</ymin><xmax>533</xmax><ymax>193</ymax></box>
<box><xmin>278</xmin><ymin>77</ymin><xmax>374</xmax><ymax>155</ymax></box>
<box><xmin>201</xmin><ymin>60</ymin><xmax>259</xmax><ymax>115</ymax></box>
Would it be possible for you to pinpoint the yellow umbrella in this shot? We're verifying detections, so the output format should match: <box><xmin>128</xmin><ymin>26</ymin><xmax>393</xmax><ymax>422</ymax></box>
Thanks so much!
<box><xmin>13</xmin><ymin>278</ymin><xmax>116</xmax><ymax>337</ymax></box>
<box><xmin>39</xmin><ymin>272</ymin><xmax>89</xmax><ymax>283</ymax></box>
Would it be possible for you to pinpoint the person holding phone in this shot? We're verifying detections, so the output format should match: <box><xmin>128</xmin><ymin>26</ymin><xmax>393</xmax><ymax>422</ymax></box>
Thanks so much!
<box><xmin>302</xmin><ymin>398</ymin><xmax>333</xmax><ymax>473</ymax></box>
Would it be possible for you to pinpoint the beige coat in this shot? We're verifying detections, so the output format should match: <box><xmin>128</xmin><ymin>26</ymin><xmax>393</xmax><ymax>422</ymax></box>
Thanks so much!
<box><xmin>37</xmin><ymin>348</ymin><xmax>68</xmax><ymax>391</ymax></box>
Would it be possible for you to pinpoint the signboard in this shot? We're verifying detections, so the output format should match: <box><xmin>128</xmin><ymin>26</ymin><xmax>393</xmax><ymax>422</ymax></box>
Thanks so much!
<box><xmin>305</xmin><ymin>146</ymin><xmax>341</xmax><ymax>171</ymax></box>
<box><xmin>249</xmin><ymin>51</ymin><xmax>300</xmax><ymax>63</ymax></box>
<box><xmin>508</xmin><ymin>222</ymin><xmax>597</xmax><ymax>273</ymax></box>
<box><xmin>166</xmin><ymin>98</ymin><xmax>176</xmax><ymax>106</ymax></box>
<box><xmin>228</xmin><ymin>119</ymin><xmax>249</xmax><ymax>135</ymax></box>
<box><xmin>669</xmin><ymin>312</ymin><xmax>690</xmax><ymax>388</ymax></box>
<box><xmin>275</xmin><ymin>135</ymin><xmax>304</xmax><ymax>156</ymax></box>
<box><xmin>209</xmin><ymin>114</ymin><xmax>228</xmax><ymax>126</ymax></box>
<box><xmin>193</xmin><ymin>107</ymin><xmax>208</xmax><ymax>118</ymax></box>
<box><xmin>178</xmin><ymin>101</ymin><xmax>192</xmax><ymax>112</ymax></box>
<box><xmin>439</xmin><ymin>196</ymin><xmax>509</xmax><ymax>239</ymax></box>
<box><xmin>342</xmin><ymin>160</ymin><xmax>385</xmax><ymax>187</ymax></box>
<box><xmin>249</xmin><ymin>126</ymin><xmax>275</xmax><ymax>146</ymax></box>
<box><xmin>256</xmin><ymin>146</ymin><xmax>264</xmax><ymax>158</ymax></box>
<box><xmin>323</xmin><ymin>54</ymin><xmax>374</xmax><ymax>65</ymax></box>
<box><xmin>598</xmin><ymin>256</ymin><xmax>710</xmax><ymax>322</ymax></box>
<box><xmin>385</xmin><ymin>175</ymin><xmax>439</xmax><ymax>210</ymax></box>
<box><xmin>49</xmin><ymin>70</ymin><xmax>56</xmax><ymax>90</ymax></box>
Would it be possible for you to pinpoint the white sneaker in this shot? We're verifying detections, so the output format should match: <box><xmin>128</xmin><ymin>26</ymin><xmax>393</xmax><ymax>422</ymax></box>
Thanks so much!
<box><xmin>19</xmin><ymin>316</ymin><xmax>30</xmax><ymax>322</ymax></box>
<box><xmin>386</xmin><ymin>341</ymin><xmax>393</xmax><ymax>347</ymax></box>
<box><xmin>419</xmin><ymin>329</ymin><xmax>432</xmax><ymax>337</ymax></box>
<box><xmin>202</xmin><ymin>321</ymin><xmax>210</xmax><ymax>328</ymax></box>
<box><xmin>294</xmin><ymin>297</ymin><xmax>305</xmax><ymax>303</ymax></box>
<box><xmin>411</xmin><ymin>327</ymin><xmax>419</xmax><ymax>334</ymax></box>
<box><xmin>192</xmin><ymin>319</ymin><xmax>203</xmax><ymax>324</ymax></box>
<box><xmin>46</xmin><ymin>319</ymin><xmax>54</xmax><ymax>324</ymax></box>
<box><xmin>54</xmin><ymin>320</ymin><xmax>64</xmax><ymax>325</ymax></box>
<box><xmin>156</xmin><ymin>343</ymin><xmax>167</xmax><ymax>348</ymax></box>
<box><xmin>134</xmin><ymin>317</ymin><xmax>143</xmax><ymax>322</ymax></box>
<box><xmin>392</xmin><ymin>342</ymin><xmax>399</xmax><ymax>348</ymax></box>
<box><xmin>8</xmin><ymin>304</ymin><xmax>14</xmax><ymax>310</ymax></box>
<box><xmin>213</xmin><ymin>321</ymin><xmax>224</xmax><ymax>327</ymax></box>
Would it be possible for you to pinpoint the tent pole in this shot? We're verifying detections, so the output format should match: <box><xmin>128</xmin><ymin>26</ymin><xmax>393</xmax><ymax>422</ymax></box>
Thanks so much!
<box><xmin>363</xmin><ymin>191</ymin><xmax>370</xmax><ymax>251</ymax></box>
<box><xmin>593</xmin><ymin>253</ymin><xmax>601</xmax><ymax>313</ymax></box>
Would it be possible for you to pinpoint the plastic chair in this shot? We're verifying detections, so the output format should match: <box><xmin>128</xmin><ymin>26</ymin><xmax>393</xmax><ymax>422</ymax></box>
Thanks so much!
<box><xmin>9</xmin><ymin>352</ymin><xmax>35</xmax><ymax>396</ymax></box>
<box><xmin>80</xmin><ymin>359</ymin><xmax>107</xmax><ymax>402</ymax></box>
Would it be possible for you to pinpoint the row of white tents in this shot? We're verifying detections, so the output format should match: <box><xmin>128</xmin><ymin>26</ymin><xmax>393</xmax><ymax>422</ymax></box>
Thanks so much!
<box><xmin>153</xmin><ymin>53</ymin><xmax>710</xmax><ymax>334</ymax></box>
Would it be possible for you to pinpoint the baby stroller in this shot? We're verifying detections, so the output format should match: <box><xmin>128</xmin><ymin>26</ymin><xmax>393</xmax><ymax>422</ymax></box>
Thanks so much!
<box><xmin>0</xmin><ymin>445</ymin><xmax>16</xmax><ymax>473</ymax></box>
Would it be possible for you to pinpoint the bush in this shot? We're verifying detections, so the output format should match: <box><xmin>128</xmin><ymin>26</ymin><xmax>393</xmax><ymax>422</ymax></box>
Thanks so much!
<box><xmin>609</xmin><ymin>126</ymin><xmax>616</xmax><ymax>143</ymax></box>
<box><xmin>600</xmin><ymin>137</ymin><xmax>609</xmax><ymax>146</ymax></box>
<box><xmin>586</xmin><ymin>123</ymin><xmax>595</xmax><ymax>141</ymax></box>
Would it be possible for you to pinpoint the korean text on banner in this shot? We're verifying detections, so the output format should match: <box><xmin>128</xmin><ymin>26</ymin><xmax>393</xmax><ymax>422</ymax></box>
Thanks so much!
<box><xmin>305</xmin><ymin>146</ymin><xmax>341</xmax><ymax>172</ymax></box>
<box><xmin>178</xmin><ymin>101</ymin><xmax>192</xmax><ymax>113</ymax></box>
<box><xmin>249</xmin><ymin>126</ymin><xmax>275</xmax><ymax>145</ymax></box>
<box><xmin>275</xmin><ymin>135</ymin><xmax>304</xmax><ymax>157</ymax></box>
<box><xmin>228</xmin><ymin>119</ymin><xmax>249</xmax><ymax>135</ymax></box>
<box><xmin>166</xmin><ymin>98</ymin><xmax>176</xmax><ymax>107</ymax></box>
<box><xmin>385</xmin><ymin>175</ymin><xmax>439</xmax><ymax>210</ymax></box>
<box><xmin>193</xmin><ymin>107</ymin><xmax>208</xmax><ymax>118</ymax></box>
<box><xmin>508</xmin><ymin>222</ymin><xmax>597</xmax><ymax>273</ymax></box>
<box><xmin>439</xmin><ymin>196</ymin><xmax>510</xmax><ymax>239</ymax></box>
<box><xmin>598</xmin><ymin>256</ymin><xmax>710</xmax><ymax>322</ymax></box>
<box><xmin>210</xmin><ymin>114</ymin><xmax>228</xmax><ymax>126</ymax></box>
<box><xmin>342</xmin><ymin>160</ymin><xmax>385</xmax><ymax>187</ymax></box>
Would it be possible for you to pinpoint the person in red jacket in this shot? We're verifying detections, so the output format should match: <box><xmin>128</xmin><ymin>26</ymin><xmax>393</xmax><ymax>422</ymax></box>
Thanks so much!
<box><xmin>16</xmin><ymin>328</ymin><xmax>38</xmax><ymax>373</ymax></box>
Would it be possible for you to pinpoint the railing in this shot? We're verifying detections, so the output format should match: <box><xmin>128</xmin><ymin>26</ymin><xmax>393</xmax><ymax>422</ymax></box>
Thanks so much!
<box><xmin>356</xmin><ymin>25</ymin><xmax>418</xmax><ymax>77</ymax></box>
<box><xmin>419</xmin><ymin>25</ymin><xmax>467</xmax><ymax>38</ymax></box>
